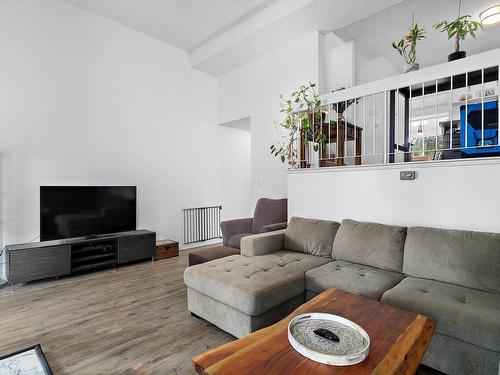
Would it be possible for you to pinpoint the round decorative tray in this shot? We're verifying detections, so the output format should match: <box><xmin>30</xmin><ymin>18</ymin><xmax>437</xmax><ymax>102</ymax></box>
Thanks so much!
<box><xmin>288</xmin><ymin>312</ymin><xmax>370</xmax><ymax>366</ymax></box>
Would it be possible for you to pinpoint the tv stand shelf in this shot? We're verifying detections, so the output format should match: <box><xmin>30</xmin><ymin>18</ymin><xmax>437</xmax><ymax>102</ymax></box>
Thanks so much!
<box><xmin>71</xmin><ymin>238</ymin><xmax>117</xmax><ymax>273</ymax></box>
<box><xmin>4</xmin><ymin>230</ymin><xmax>155</xmax><ymax>285</ymax></box>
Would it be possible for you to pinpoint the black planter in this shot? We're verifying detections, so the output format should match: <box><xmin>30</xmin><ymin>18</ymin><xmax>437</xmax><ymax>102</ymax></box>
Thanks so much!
<box><xmin>448</xmin><ymin>51</ymin><xmax>466</xmax><ymax>62</ymax></box>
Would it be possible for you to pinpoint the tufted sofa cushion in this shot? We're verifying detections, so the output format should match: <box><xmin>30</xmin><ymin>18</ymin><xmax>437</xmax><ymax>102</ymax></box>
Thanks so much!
<box><xmin>382</xmin><ymin>277</ymin><xmax>500</xmax><ymax>352</ymax></box>
<box><xmin>305</xmin><ymin>260</ymin><xmax>405</xmax><ymax>300</ymax></box>
<box><xmin>332</xmin><ymin>219</ymin><xmax>407</xmax><ymax>272</ymax></box>
<box><xmin>284</xmin><ymin>217</ymin><xmax>340</xmax><ymax>258</ymax></box>
<box><xmin>183</xmin><ymin>251</ymin><xmax>331</xmax><ymax>316</ymax></box>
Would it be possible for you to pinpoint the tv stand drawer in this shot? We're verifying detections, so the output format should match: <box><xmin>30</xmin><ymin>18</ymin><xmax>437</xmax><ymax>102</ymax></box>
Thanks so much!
<box><xmin>9</xmin><ymin>245</ymin><xmax>71</xmax><ymax>284</ymax></box>
<box><xmin>117</xmin><ymin>233</ymin><xmax>155</xmax><ymax>264</ymax></box>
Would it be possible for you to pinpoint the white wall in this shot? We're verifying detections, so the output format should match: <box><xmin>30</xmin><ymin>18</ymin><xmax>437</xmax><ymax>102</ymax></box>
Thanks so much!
<box><xmin>288</xmin><ymin>159</ymin><xmax>500</xmax><ymax>232</ymax></box>
<box><xmin>219</xmin><ymin>124</ymin><xmax>252</xmax><ymax>220</ymax></box>
<box><xmin>355</xmin><ymin>52</ymin><xmax>399</xmax><ymax>87</ymax></box>
<box><xmin>0</xmin><ymin>0</ymin><xmax>250</xmax><ymax>256</ymax></box>
<box><xmin>319</xmin><ymin>33</ymin><xmax>355</xmax><ymax>94</ymax></box>
<box><xmin>218</xmin><ymin>32</ymin><xmax>320</xmax><ymax>207</ymax></box>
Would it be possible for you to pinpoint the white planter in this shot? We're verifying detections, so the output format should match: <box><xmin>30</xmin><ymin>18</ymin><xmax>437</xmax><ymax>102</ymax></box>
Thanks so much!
<box><xmin>404</xmin><ymin>63</ymin><xmax>419</xmax><ymax>73</ymax></box>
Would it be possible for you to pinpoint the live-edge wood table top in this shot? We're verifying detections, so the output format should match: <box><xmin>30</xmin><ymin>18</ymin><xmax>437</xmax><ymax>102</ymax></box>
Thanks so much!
<box><xmin>193</xmin><ymin>288</ymin><xmax>435</xmax><ymax>375</ymax></box>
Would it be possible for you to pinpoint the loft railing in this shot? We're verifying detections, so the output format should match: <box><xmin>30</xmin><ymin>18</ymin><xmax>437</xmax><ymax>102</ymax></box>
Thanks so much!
<box><xmin>291</xmin><ymin>49</ymin><xmax>500</xmax><ymax>169</ymax></box>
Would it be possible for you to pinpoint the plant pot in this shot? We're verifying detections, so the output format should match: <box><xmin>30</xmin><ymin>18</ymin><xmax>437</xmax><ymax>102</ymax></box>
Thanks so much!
<box><xmin>403</xmin><ymin>63</ymin><xmax>419</xmax><ymax>73</ymax></box>
<box><xmin>448</xmin><ymin>51</ymin><xmax>466</xmax><ymax>62</ymax></box>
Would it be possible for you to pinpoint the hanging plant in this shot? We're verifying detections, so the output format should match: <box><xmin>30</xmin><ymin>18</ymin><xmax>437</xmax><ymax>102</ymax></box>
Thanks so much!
<box><xmin>434</xmin><ymin>0</ymin><xmax>483</xmax><ymax>61</ymax></box>
<box><xmin>270</xmin><ymin>83</ymin><xmax>326</xmax><ymax>167</ymax></box>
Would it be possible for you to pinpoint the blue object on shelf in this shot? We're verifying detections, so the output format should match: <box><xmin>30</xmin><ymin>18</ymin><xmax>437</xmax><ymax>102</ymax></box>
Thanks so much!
<box><xmin>460</xmin><ymin>100</ymin><xmax>499</xmax><ymax>155</ymax></box>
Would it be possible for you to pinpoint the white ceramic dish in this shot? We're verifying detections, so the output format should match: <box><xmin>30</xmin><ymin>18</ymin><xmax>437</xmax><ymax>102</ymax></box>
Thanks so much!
<box><xmin>287</xmin><ymin>312</ymin><xmax>370</xmax><ymax>366</ymax></box>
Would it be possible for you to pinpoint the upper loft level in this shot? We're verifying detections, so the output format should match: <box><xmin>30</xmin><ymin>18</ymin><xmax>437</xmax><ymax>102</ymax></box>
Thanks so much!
<box><xmin>291</xmin><ymin>48</ymin><xmax>500</xmax><ymax>169</ymax></box>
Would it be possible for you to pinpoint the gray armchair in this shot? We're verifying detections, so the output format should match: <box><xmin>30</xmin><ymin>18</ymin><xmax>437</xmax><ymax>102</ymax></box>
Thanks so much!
<box><xmin>221</xmin><ymin>198</ymin><xmax>288</xmax><ymax>249</ymax></box>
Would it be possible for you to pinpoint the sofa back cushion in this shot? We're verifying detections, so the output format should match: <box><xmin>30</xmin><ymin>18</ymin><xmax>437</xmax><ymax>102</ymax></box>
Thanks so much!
<box><xmin>332</xmin><ymin>219</ymin><xmax>407</xmax><ymax>272</ymax></box>
<box><xmin>284</xmin><ymin>217</ymin><xmax>340</xmax><ymax>258</ymax></box>
<box><xmin>403</xmin><ymin>226</ymin><xmax>500</xmax><ymax>293</ymax></box>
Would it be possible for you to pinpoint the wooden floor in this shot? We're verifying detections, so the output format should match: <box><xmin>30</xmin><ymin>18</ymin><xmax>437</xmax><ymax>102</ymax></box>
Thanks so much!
<box><xmin>0</xmin><ymin>249</ymin><xmax>442</xmax><ymax>375</ymax></box>
<box><xmin>0</xmin><ymin>250</ymin><xmax>233</xmax><ymax>374</ymax></box>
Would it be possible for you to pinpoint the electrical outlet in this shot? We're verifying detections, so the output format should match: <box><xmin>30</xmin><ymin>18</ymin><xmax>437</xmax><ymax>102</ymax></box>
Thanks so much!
<box><xmin>400</xmin><ymin>171</ymin><xmax>416</xmax><ymax>180</ymax></box>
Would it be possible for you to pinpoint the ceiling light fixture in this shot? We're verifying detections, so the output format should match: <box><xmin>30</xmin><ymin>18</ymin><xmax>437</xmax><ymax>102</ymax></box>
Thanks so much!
<box><xmin>479</xmin><ymin>4</ymin><xmax>500</xmax><ymax>25</ymax></box>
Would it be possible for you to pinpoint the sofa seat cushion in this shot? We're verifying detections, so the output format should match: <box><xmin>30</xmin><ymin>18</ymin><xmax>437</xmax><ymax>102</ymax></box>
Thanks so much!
<box><xmin>305</xmin><ymin>260</ymin><xmax>405</xmax><ymax>300</ymax></box>
<box><xmin>184</xmin><ymin>251</ymin><xmax>331</xmax><ymax>316</ymax></box>
<box><xmin>332</xmin><ymin>219</ymin><xmax>407</xmax><ymax>272</ymax></box>
<box><xmin>382</xmin><ymin>277</ymin><xmax>500</xmax><ymax>352</ymax></box>
<box><xmin>228</xmin><ymin>233</ymin><xmax>254</xmax><ymax>249</ymax></box>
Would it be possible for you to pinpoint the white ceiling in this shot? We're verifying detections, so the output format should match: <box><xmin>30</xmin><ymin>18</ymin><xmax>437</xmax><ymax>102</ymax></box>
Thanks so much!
<box><xmin>191</xmin><ymin>0</ymin><xmax>404</xmax><ymax>75</ymax></box>
<box><xmin>335</xmin><ymin>0</ymin><xmax>500</xmax><ymax>69</ymax></box>
<box><xmin>66</xmin><ymin>0</ymin><xmax>404</xmax><ymax>75</ymax></box>
<box><xmin>64</xmin><ymin>0</ymin><xmax>500</xmax><ymax>76</ymax></box>
<box><xmin>66</xmin><ymin>0</ymin><xmax>278</xmax><ymax>52</ymax></box>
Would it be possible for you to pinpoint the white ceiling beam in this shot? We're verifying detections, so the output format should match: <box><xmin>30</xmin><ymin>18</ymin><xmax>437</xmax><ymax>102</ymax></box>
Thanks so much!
<box><xmin>190</xmin><ymin>0</ymin><xmax>403</xmax><ymax>76</ymax></box>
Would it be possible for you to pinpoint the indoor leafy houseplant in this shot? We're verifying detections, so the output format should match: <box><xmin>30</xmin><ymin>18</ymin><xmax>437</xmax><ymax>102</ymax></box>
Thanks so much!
<box><xmin>331</xmin><ymin>86</ymin><xmax>358</xmax><ymax>120</ymax></box>
<box><xmin>270</xmin><ymin>83</ymin><xmax>326</xmax><ymax>167</ymax></box>
<box><xmin>434</xmin><ymin>0</ymin><xmax>483</xmax><ymax>61</ymax></box>
<box><xmin>392</xmin><ymin>16</ymin><xmax>426</xmax><ymax>73</ymax></box>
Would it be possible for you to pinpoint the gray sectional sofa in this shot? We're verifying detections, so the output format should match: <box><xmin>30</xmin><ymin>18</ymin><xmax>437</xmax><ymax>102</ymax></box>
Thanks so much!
<box><xmin>183</xmin><ymin>217</ymin><xmax>500</xmax><ymax>375</ymax></box>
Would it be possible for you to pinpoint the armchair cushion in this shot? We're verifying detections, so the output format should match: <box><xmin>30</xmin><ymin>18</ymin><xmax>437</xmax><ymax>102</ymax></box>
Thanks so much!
<box><xmin>228</xmin><ymin>233</ymin><xmax>253</xmax><ymax>249</ymax></box>
<box><xmin>220</xmin><ymin>218</ymin><xmax>253</xmax><ymax>247</ymax></box>
<box><xmin>251</xmin><ymin>198</ymin><xmax>287</xmax><ymax>233</ymax></box>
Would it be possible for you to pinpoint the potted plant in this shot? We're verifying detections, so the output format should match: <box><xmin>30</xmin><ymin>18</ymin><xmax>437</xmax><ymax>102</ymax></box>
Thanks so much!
<box><xmin>392</xmin><ymin>15</ymin><xmax>426</xmax><ymax>73</ymax></box>
<box><xmin>331</xmin><ymin>87</ymin><xmax>358</xmax><ymax>121</ymax></box>
<box><xmin>270</xmin><ymin>83</ymin><xmax>326</xmax><ymax>168</ymax></box>
<box><xmin>434</xmin><ymin>0</ymin><xmax>483</xmax><ymax>61</ymax></box>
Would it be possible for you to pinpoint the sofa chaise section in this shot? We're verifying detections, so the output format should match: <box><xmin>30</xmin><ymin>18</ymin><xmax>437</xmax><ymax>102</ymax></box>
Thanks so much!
<box><xmin>184</xmin><ymin>218</ymin><xmax>339</xmax><ymax>338</ymax></box>
<box><xmin>382</xmin><ymin>226</ymin><xmax>500</xmax><ymax>375</ymax></box>
<box><xmin>305</xmin><ymin>219</ymin><xmax>406</xmax><ymax>300</ymax></box>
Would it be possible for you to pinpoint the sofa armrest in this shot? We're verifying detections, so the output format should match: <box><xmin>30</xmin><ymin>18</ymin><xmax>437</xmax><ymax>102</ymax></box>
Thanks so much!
<box><xmin>241</xmin><ymin>230</ymin><xmax>285</xmax><ymax>257</ymax></box>
<box><xmin>220</xmin><ymin>218</ymin><xmax>253</xmax><ymax>246</ymax></box>
<box><xmin>259</xmin><ymin>221</ymin><xmax>288</xmax><ymax>233</ymax></box>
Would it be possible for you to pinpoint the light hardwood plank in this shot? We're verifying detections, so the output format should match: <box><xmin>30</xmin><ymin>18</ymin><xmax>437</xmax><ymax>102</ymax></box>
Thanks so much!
<box><xmin>0</xmin><ymin>249</ymin><xmax>233</xmax><ymax>374</ymax></box>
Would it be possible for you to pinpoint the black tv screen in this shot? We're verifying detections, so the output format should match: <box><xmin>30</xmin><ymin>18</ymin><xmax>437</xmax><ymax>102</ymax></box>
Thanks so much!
<box><xmin>40</xmin><ymin>186</ymin><xmax>137</xmax><ymax>241</ymax></box>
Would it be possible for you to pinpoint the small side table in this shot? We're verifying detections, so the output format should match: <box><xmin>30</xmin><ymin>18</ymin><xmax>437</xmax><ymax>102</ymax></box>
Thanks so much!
<box><xmin>154</xmin><ymin>240</ymin><xmax>179</xmax><ymax>260</ymax></box>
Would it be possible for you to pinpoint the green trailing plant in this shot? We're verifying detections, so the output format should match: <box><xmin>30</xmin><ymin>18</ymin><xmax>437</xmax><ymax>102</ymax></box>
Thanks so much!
<box><xmin>270</xmin><ymin>83</ymin><xmax>326</xmax><ymax>166</ymax></box>
<box><xmin>392</xmin><ymin>18</ymin><xmax>426</xmax><ymax>64</ymax></box>
<box><xmin>433</xmin><ymin>0</ymin><xmax>483</xmax><ymax>53</ymax></box>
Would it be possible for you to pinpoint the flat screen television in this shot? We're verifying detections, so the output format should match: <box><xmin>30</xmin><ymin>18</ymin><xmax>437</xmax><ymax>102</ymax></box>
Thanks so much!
<box><xmin>40</xmin><ymin>186</ymin><xmax>137</xmax><ymax>241</ymax></box>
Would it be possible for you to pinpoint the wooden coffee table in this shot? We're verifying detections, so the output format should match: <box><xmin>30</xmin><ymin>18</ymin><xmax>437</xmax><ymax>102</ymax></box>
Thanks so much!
<box><xmin>193</xmin><ymin>288</ymin><xmax>434</xmax><ymax>375</ymax></box>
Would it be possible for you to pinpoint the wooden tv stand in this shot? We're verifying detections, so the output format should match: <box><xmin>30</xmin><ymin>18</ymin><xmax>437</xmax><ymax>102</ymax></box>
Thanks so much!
<box><xmin>4</xmin><ymin>230</ymin><xmax>155</xmax><ymax>287</ymax></box>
